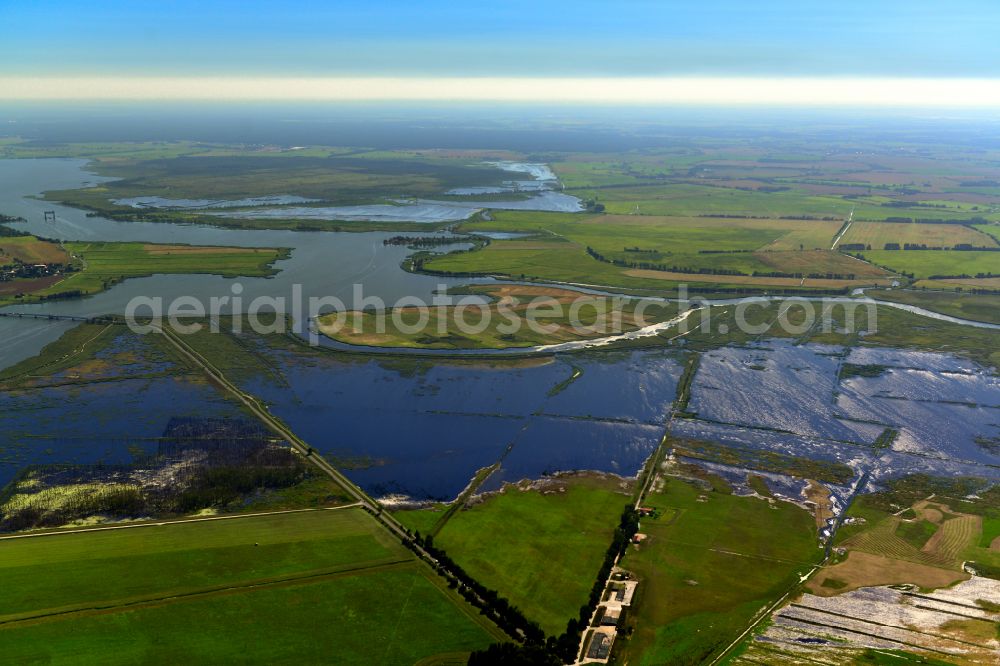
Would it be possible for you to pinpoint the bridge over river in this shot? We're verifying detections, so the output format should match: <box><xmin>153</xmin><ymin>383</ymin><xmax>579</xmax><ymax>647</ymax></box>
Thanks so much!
<box><xmin>0</xmin><ymin>312</ymin><xmax>118</xmax><ymax>324</ymax></box>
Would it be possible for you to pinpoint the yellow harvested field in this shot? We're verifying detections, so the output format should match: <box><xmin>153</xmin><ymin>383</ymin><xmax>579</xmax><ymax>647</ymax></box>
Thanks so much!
<box><xmin>586</xmin><ymin>214</ymin><xmax>843</xmax><ymax>252</ymax></box>
<box><xmin>843</xmin><ymin>516</ymin><xmax>952</xmax><ymax>568</ymax></box>
<box><xmin>625</xmin><ymin>269</ymin><xmax>804</xmax><ymax>286</ymax></box>
<box><xmin>755</xmin><ymin>249</ymin><xmax>892</xmax><ymax>280</ymax></box>
<box><xmin>0</xmin><ymin>275</ymin><xmax>63</xmax><ymax>296</ymax></box>
<box><xmin>623</xmin><ymin>268</ymin><xmax>881</xmax><ymax>288</ymax></box>
<box><xmin>922</xmin><ymin>511</ymin><xmax>943</xmax><ymax>524</ymax></box>
<box><xmin>759</xmin><ymin>225</ymin><xmax>844</xmax><ymax>251</ymax></box>
<box><xmin>841</xmin><ymin>221</ymin><xmax>999</xmax><ymax>249</ymax></box>
<box><xmin>805</xmin><ymin>481</ymin><xmax>835</xmax><ymax>529</ymax></box>
<box><xmin>485</xmin><ymin>284</ymin><xmax>599</xmax><ymax>304</ymax></box>
<box><xmin>807</xmin><ymin>551</ymin><xmax>968</xmax><ymax>596</ymax></box>
<box><xmin>0</xmin><ymin>236</ymin><xmax>69</xmax><ymax>265</ymax></box>
<box><xmin>317</xmin><ymin>284</ymin><xmax>678</xmax><ymax>350</ymax></box>
<box><xmin>922</xmin><ymin>515</ymin><xmax>981</xmax><ymax>565</ymax></box>
<box><xmin>913</xmin><ymin>499</ymin><xmax>944</xmax><ymax>524</ymax></box>
<box><xmin>914</xmin><ymin>277</ymin><xmax>1000</xmax><ymax>290</ymax></box>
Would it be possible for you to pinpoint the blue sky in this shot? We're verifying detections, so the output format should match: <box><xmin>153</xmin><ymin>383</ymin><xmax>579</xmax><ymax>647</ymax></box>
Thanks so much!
<box><xmin>3</xmin><ymin>0</ymin><xmax>1000</xmax><ymax>77</ymax></box>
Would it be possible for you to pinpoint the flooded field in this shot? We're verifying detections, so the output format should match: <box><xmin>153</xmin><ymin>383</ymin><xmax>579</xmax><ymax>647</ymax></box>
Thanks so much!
<box><xmin>844</xmin><ymin>346</ymin><xmax>984</xmax><ymax>373</ymax></box>
<box><xmin>3</xmin><ymin>316</ymin><xmax>997</xmax><ymax>508</ymax></box>
<box><xmin>205</xmin><ymin>160</ymin><xmax>582</xmax><ymax>221</ymax></box>
<box><xmin>871</xmin><ymin>448</ymin><xmax>1000</xmax><ymax>483</ymax></box>
<box><xmin>488</xmin><ymin>162</ymin><xmax>558</xmax><ymax>182</ymax></box>
<box><xmin>1</xmin><ymin>320</ymin><xmax>685</xmax><ymax>504</ymax></box>
<box><xmin>482</xmin><ymin>419</ymin><xmax>662</xmax><ymax>492</ymax></box>
<box><xmin>0</xmin><ymin>333</ymin><xmax>245</xmax><ymax>490</ymax></box>
<box><xmin>1</xmin><ymin>157</ymin><xmax>999</xmax><ymax>517</ymax></box>
<box><xmin>841</xmin><ymin>365</ymin><xmax>1000</xmax><ymax>405</ymax></box>
<box><xmin>447</xmin><ymin>182</ymin><xmax>548</xmax><ymax>195</ymax></box>
<box><xmin>417</xmin><ymin>190</ymin><xmax>583</xmax><ymax>212</ymax></box>
<box><xmin>210</xmin><ymin>202</ymin><xmax>480</xmax><ymax>223</ymax></box>
<box><xmin>215</xmin><ymin>190</ymin><xmax>583</xmax><ymax>222</ymax></box>
<box><xmin>671</xmin><ymin>420</ymin><xmax>878</xmax><ymax>470</ymax></box>
<box><xmin>678</xmin><ymin>341</ymin><xmax>1000</xmax><ymax>483</ymax></box>
<box><xmin>838</xmin><ymin>390</ymin><xmax>1000</xmax><ymax>464</ymax></box>
<box><xmin>235</xmin><ymin>345</ymin><xmax>684</xmax><ymax>501</ymax></box>
<box><xmin>113</xmin><ymin>194</ymin><xmax>319</xmax><ymax>209</ymax></box>
<box><xmin>688</xmin><ymin>341</ymin><xmax>875</xmax><ymax>443</ymax></box>
<box><xmin>446</xmin><ymin>161</ymin><xmax>558</xmax><ymax>194</ymax></box>
<box><xmin>542</xmin><ymin>352</ymin><xmax>681</xmax><ymax>423</ymax></box>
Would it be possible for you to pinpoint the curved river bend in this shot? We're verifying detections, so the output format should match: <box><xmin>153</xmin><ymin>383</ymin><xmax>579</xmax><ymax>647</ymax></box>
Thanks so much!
<box><xmin>0</xmin><ymin>158</ymin><xmax>997</xmax><ymax>368</ymax></box>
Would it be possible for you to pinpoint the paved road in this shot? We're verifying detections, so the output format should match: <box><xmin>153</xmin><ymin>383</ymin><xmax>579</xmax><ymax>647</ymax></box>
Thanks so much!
<box><xmin>159</xmin><ymin>327</ymin><xmax>369</xmax><ymax>501</ymax></box>
<box><xmin>155</xmin><ymin>326</ymin><xmax>447</xmax><ymax>576</ymax></box>
<box><xmin>0</xmin><ymin>312</ymin><xmax>107</xmax><ymax>322</ymax></box>
<box><xmin>830</xmin><ymin>206</ymin><xmax>856</xmax><ymax>250</ymax></box>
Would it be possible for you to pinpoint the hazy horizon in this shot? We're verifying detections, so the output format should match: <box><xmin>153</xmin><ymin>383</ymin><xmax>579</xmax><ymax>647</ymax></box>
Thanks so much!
<box><xmin>4</xmin><ymin>1</ymin><xmax>1000</xmax><ymax>105</ymax></box>
<box><xmin>7</xmin><ymin>102</ymin><xmax>1000</xmax><ymax>152</ymax></box>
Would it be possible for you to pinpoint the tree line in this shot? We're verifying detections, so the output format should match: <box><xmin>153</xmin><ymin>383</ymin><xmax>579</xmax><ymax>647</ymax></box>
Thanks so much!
<box><xmin>466</xmin><ymin>505</ymin><xmax>640</xmax><ymax>664</ymax></box>
<box><xmin>585</xmin><ymin>246</ymin><xmax>857</xmax><ymax>281</ymax></box>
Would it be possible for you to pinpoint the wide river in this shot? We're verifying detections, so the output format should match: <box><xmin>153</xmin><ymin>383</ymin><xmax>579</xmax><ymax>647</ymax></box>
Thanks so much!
<box><xmin>2</xmin><ymin>158</ymin><xmax>998</xmax><ymax>501</ymax></box>
<box><xmin>0</xmin><ymin>158</ymin><xmax>495</xmax><ymax>368</ymax></box>
<box><xmin>0</xmin><ymin>158</ymin><xmax>997</xmax><ymax>369</ymax></box>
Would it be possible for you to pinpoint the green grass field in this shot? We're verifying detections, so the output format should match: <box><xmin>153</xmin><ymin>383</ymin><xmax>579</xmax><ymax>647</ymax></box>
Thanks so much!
<box><xmin>859</xmin><ymin>249</ymin><xmax>1000</xmax><ymax>279</ymax></box>
<box><xmin>0</xmin><ymin>238</ymin><xmax>288</xmax><ymax>306</ymax></box>
<box><xmin>425</xmin><ymin>237</ymin><xmax>671</xmax><ymax>290</ymax></box>
<box><xmin>550</xmin><ymin>147</ymin><xmax>1000</xmax><ymax>213</ymax></box>
<box><xmin>0</xmin><ymin>509</ymin><xmax>402</xmax><ymax>617</ymax></box>
<box><xmin>0</xmin><ymin>140</ymin><xmax>218</xmax><ymax>161</ymax></box>
<box><xmin>395</xmin><ymin>505</ymin><xmax>448</xmax><ymax>537</ymax></box>
<box><xmin>423</xmin><ymin>211</ymin><xmax>892</xmax><ymax>293</ymax></box>
<box><xmin>461</xmin><ymin>211</ymin><xmax>850</xmax><ymax>268</ymax></box>
<box><xmin>37</xmin><ymin>242</ymin><xmax>287</xmax><ymax>298</ymax></box>
<box><xmin>0</xmin><ymin>322</ymin><xmax>120</xmax><ymax>385</ymax></box>
<box><xmin>973</xmin><ymin>223</ymin><xmax>1000</xmax><ymax>243</ymax></box>
<box><xmin>0</xmin><ymin>508</ymin><xmax>500</xmax><ymax>663</ymax></box>
<box><xmin>0</xmin><ymin>567</ymin><xmax>495</xmax><ymax>665</ymax></box>
<box><xmin>871</xmin><ymin>289</ymin><xmax>1000</xmax><ymax>325</ymax></box>
<box><xmin>426</xmin><ymin>474</ymin><xmax>632</xmax><ymax>636</ymax></box>
<box><xmin>41</xmin><ymin>150</ymin><xmax>524</xmax><ymax>215</ymax></box>
<box><xmin>25</xmin><ymin>140</ymin><xmax>1000</xmax><ymax>237</ymax></box>
<box><xmin>569</xmin><ymin>185</ymin><xmax>999</xmax><ymax>224</ymax></box>
<box><xmin>615</xmin><ymin>477</ymin><xmax>821</xmax><ymax>666</ymax></box>
<box><xmin>568</xmin><ymin>183</ymin><xmax>856</xmax><ymax>219</ymax></box>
